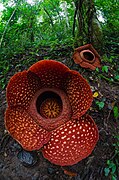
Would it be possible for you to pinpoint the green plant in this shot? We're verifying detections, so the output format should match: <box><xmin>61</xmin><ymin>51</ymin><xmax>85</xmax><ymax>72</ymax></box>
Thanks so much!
<box><xmin>114</xmin><ymin>75</ymin><xmax>119</xmax><ymax>81</ymax></box>
<box><xmin>96</xmin><ymin>100</ymin><xmax>105</xmax><ymax>110</ymax></box>
<box><xmin>95</xmin><ymin>67</ymin><xmax>99</xmax><ymax>72</ymax></box>
<box><xmin>0</xmin><ymin>61</ymin><xmax>11</xmax><ymax>89</ymax></box>
<box><xmin>113</xmin><ymin>106</ymin><xmax>119</xmax><ymax>119</ymax></box>
<box><xmin>104</xmin><ymin>160</ymin><xmax>117</xmax><ymax>180</ymax></box>
<box><xmin>104</xmin><ymin>136</ymin><xmax>119</xmax><ymax>180</ymax></box>
<box><xmin>102</xmin><ymin>65</ymin><xmax>109</xmax><ymax>73</ymax></box>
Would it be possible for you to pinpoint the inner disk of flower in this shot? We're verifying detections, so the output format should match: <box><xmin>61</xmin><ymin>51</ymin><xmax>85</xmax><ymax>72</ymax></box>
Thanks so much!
<box><xmin>83</xmin><ymin>51</ymin><xmax>94</xmax><ymax>61</ymax></box>
<box><xmin>36</xmin><ymin>91</ymin><xmax>62</xmax><ymax>119</ymax></box>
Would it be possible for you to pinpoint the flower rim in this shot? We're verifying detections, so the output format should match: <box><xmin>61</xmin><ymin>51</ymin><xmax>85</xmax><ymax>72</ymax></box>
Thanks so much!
<box><xmin>29</xmin><ymin>87</ymin><xmax>72</xmax><ymax>131</ymax></box>
<box><xmin>80</xmin><ymin>50</ymin><xmax>95</xmax><ymax>63</ymax></box>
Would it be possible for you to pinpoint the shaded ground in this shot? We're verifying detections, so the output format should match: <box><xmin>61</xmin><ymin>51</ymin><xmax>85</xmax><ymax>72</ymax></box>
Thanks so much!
<box><xmin>0</xmin><ymin>47</ymin><xmax>119</xmax><ymax>180</ymax></box>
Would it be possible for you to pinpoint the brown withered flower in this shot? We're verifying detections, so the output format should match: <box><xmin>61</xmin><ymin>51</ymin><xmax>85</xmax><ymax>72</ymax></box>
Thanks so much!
<box><xmin>73</xmin><ymin>44</ymin><xmax>101</xmax><ymax>70</ymax></box>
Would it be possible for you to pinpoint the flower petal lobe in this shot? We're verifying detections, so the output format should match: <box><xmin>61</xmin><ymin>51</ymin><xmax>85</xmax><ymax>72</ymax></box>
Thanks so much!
<box><xmin>29</xmin><ymin>60</ymin><xmax>69</xmax><ymax>88</ymax></box>
<box><xmin>5</xmin><ymin>107</ymin><xmax>51</xmax><ymax>151</ymax></box>
<box><xmin>42</xmin><ymin>115</ymin><xmax>99</xmax><ymax>166</ymax></box>
<box><xmin>63</xmin><ymin>70</ymin><xmax>93</xmax><ymax>118</ymax></box>
<box><xmin>7</xmin><ymin>71</ymin><xmax>41</xmax><ymax>108</ymax></box>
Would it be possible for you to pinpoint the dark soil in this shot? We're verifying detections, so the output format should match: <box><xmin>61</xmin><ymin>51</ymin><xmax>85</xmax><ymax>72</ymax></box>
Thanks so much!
<box><xmin>0</xmin><ymin>47</ymin><xmax>119</xmax><ymax>180</ymax></box>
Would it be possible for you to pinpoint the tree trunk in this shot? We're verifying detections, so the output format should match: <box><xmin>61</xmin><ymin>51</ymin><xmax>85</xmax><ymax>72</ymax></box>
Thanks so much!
<box><xmin>72</xmin><ymin>0</ymin><xmax>102</xmax><ymax>48</ymax></box>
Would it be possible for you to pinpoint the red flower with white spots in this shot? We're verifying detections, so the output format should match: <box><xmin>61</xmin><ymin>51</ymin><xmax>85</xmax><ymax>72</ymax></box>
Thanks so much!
<box><xmin>5</xmin><ymin>60</ymin><xmax>99</xmax><ymax>166</ymax></box>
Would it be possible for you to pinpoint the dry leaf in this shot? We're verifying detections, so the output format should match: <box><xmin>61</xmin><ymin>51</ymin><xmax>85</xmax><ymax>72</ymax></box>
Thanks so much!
<box><xmin>93</xmin><ymin>92</ymin><xmax>99</xmax><ymax>98</ymax></box>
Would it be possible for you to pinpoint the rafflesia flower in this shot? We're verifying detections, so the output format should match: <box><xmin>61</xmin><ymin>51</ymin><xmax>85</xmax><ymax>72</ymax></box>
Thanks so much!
<box><xmin>73</xmin><ymin>44</ymin><xmax>101</xmax><ymax>70</ymax></box>
<box><xmin>5</xmin><ymin>60</ymin><xmax>99</xmax><ymax>166</ymax></box>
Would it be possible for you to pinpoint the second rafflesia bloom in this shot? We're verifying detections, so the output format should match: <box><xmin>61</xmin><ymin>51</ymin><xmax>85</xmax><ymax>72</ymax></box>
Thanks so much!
<box><xmin>73</xmin><ymin>44</ymin><xmax>101</xmax><ymax>70</ymax></box>
<box><xmin>5</xmin><ymin>60</ymin><xmax>99</xmax><ymax>166</ymax></box>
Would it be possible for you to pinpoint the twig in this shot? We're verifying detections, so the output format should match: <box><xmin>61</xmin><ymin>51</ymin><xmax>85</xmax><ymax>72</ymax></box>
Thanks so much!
<box><xmin>0</xmin><ymin>132</ymin><xmax>10</xmax><ymax>152</ymax></box>
<box><xmin>43</xmin><ymin>7</ymin><xmax>54</xmax><ymax>27</ymax></box>
<box><xmin>104</xmin><ymin>109</ymin><xmax>113</xmax><ymax>130</ymax></box>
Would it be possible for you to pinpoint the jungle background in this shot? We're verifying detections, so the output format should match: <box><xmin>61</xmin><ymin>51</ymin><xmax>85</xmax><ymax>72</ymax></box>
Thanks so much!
<box><xmin>0</xmin><ymin>0</ymin><xmax>119</xmax><ymax>180</ymax></box>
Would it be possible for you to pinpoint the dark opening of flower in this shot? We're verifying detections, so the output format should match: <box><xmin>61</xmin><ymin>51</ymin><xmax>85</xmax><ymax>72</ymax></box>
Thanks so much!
<box><xmin>5</xmin><ymin>60</ymin><xmax>99</xmax><ymax>166</ymax></box>
<box><xmin>37</xmin><ymin>91</ymin><xmax>62</xmax><ymax>119</ymax></box>
<box><xmin>73</xmin><ymin>44</ymin><xmax>101</xmax><ymax>70</ymax></box>
<box><xmin>80</xmin><ymin>50</ymin><xmax>95</xmax><ymax>61</ymax></box>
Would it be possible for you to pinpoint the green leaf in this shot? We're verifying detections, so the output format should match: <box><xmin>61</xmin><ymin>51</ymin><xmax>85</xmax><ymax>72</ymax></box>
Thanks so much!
<box><xmin>102</xmin><ymin>66</ymin><xmax>108</xmax><ymax>73</ymax></box>
<box><xmin>107</xmin><ymin>160</ymin><xmax>111</xmax><ymax>165</ymax></box>
<box><xmin>96</xmin><ymin>101</ymin><xmax>105</xmax><ymax>110</ymax></box>
<box><xmin>111</xmin><ymin>164</ymin><xmax>116</xmax><ymax>174</ymax></box>
<box><xmin>104</xmin><ymin>167</ymin><xmax>110</xmax><ymax>176</ymax></box>
<box><xmin>114</xmin><ymin>75</ymin><xmax>119</xmax><ymax>81</ymax></box>
<box><xmin>113</xmin><ymin>106</ymin><xmax>119</xmax><ymax>119</ymax></box>
<box><xmin>112</xmin><ymin>175</ymin><xmax>117</xmax><ymax>180</ymax></box>
<box><xmin>96</xmin><ymin>67</ymin><xmax>99</xmax><ymax>72</ymax></box>
<box><xmin>107</xmin><ymin>161</ymin><xmax>117</xmax><ymax>173</ymax></box>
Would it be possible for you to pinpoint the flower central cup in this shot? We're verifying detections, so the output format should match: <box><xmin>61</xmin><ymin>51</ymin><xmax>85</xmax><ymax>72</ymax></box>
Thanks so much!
<box><xmin>36</xmin><ymin>91</ymin><xmax>62</xmax><ymax>119</ymax></box>
<box><xmin>29</xmin><ymin>88</ymin><xmax>71</xmax><ymax>131</ymax></box>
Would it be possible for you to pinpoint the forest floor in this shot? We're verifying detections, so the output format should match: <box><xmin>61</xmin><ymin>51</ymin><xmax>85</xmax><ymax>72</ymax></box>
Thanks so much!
<box><xmin>0</xmin><ymin>46</ymin><xmax>119</xmax><ymax>180</ymax></box>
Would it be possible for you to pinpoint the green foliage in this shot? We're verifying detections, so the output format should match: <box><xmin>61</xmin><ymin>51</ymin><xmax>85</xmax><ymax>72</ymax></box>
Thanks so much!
<box><xmin>0</xmin><ymin>0</ymin><xmax>74</xmax><ymax>50</ymax></box>
<box><xmin>104</xmin><ymin>160</ymin><xmax>117</xmax><ymax>180</ymax></box>
<box><xmin>95</xmin><ymin>67</ymin><xmax>99</xmax><ymax>72</ymax></box>
<box><xmin>95</xmin><ymin>0</ymin><xmax>119</xmax><ymax>52</ymax></box>
<box><xmin>104</xmin><ymin>135</ymin><xmax>119</xmax><ymax>179</ymax></box>
<box><xmin>95</xmin><ymin>52</ymin><xmax>119</xmax><ymax>85</ymax></box>
<box><xmin>0</xmin><ymin>59</ymin><xmax>11</xmax><ymax>89</ymax></box>
<box><xmin>102</xmin><ymin>65</ymin><xmax>108</xmax><ymax>73</ymax></box>
<box><xmin>96</xmin><ymin>100</ymin><xmax>105</xmax><ymax>110</ymax></box>
<box><xmin>114</xmin><ymin>75</ymin><xmax>119</xmax><ymax>81</ymax></box>
<box><xmin>113</xmin><ymin>106</ymin><xmax>119</xmax><ymax>119</ymax></box>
